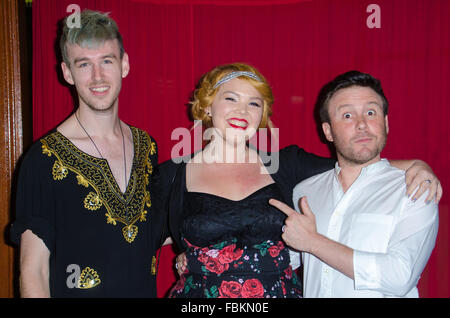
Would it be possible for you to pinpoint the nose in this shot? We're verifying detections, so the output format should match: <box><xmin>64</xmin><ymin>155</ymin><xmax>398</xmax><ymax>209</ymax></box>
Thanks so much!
<box><xmin>91</xmin><ymin>63</ymin><xmax>104</xmax><ymax>82</ymax></box>
<box><xmin>356</xmin><ymin>115</ymin><xmax>368</xmax><ymax>130</ymax></box>
<box><xmin>236</xmin><ymin>101</ymin><xmax>249</xmax><ymax>115</ymax></box>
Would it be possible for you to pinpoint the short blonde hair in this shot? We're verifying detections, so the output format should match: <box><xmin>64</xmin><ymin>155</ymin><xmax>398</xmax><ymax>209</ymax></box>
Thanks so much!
<box><xmin>190</xmin><ymin>63</ymin><xmax>274</xmax><ymax>129</ymax></box>
<box><xmin>60</xmin><ymin>10</ymin><xmax>124</xmax><ymax>65</ymax></box>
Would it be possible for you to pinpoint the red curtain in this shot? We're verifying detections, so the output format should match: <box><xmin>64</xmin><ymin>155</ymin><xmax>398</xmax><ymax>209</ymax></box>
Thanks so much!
<box><xmin>32</xmin><ymin>0</ymin><xmax>450</xmax><ymax>297</ymax></box>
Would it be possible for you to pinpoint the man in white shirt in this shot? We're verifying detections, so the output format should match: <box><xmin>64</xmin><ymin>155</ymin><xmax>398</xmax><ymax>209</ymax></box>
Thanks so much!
<box><xmin>269</xmin><ymin>70</ymin><xmax>439</xmax><ymax>298</ymax></box>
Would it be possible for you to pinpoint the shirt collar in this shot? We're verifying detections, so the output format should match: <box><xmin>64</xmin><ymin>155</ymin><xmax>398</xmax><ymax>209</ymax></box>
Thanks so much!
<box><xmin>334</xmin><ymin>158</ymin><xmax>389</xmax><ymax>177</ymax></box>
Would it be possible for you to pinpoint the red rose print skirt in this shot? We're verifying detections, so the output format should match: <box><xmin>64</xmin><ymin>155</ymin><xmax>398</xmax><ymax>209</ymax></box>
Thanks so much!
<box><xmin>169</xmin><ymin>239</ymin><xmax>302</xmax><ymax>298</ymax></box>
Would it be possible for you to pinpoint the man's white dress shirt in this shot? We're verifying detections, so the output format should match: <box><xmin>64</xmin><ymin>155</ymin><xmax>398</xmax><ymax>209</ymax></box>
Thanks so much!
<box><xmin>291</xmin><ymin>159</ymin><xmax>438</xmax><ymax>298</ymax></box>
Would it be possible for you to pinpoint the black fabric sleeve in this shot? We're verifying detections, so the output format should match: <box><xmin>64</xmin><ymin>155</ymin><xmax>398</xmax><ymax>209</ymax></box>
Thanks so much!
<box><xmin>281</xmin><ymin>145</ymin><xmax>335</xmax><ymax>181</ymax></box>
<box><xmin>271</xmin><ymin>145</ymin><xmax>335</xmax><ymax>208</ymax></box>
<box><xmin>10</xmin><ymin>142</ymin><xmax>56</xmax><ymax>253</ymax></box>
<box><xmin>158</xmin><ymin>159</ymin><xmax>186</xmax><ymax>252</ymax></box>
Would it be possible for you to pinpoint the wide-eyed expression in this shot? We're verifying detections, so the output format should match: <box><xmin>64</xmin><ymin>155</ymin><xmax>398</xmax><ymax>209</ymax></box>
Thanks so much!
<box><xmin>322</xmin><ymin>86</ymin><xmax>389</xmax><ymax>166</ymax></box>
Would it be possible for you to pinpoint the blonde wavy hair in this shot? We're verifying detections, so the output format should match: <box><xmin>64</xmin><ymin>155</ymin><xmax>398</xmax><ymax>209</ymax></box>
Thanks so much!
<box><xmin>190</xmin><ymin>63</ymin><xmax>274</xmax><ymax>129</ymax></box>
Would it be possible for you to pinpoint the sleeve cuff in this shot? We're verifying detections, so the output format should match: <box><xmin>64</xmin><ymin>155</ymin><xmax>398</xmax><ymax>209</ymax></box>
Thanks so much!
<box><xmin>353</xmin><ymin>249</ymin><xmax>380</xmax><ymax>290</ymax></box>
<box><xmin>10</xmin><ymin>217</ymin><xmax>55</xmax><ymax>253</ymax></box>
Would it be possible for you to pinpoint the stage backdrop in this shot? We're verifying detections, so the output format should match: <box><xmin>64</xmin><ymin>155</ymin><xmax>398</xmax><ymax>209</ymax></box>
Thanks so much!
<box><xmin>31</xmin><ymin>0</ymin><xmax>449</xmax><ymax>297</ymax></box>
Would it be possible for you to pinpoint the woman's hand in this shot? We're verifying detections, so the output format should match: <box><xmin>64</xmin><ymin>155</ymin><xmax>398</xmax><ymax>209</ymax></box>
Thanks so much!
<box><xmin>404</xmin><ymin>160</ymin><xmax>443</xmax><ymax>203</ymax></box>
<box><xmin>175</xmin><ymin>252</ymin><xmax>187</xmax><ymax>276</ymax></box>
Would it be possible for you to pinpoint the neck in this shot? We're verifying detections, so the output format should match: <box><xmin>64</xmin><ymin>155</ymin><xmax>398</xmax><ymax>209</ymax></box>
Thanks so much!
<box><xmin>203</xmin><ymin>137</ymin><xmax>256</xmax><ymax>164</ymax></box>
<box><xmin>75</xmin><ymin>104</ymin><xmax>121</xmax><ymax>138</ymax></box>
<box><xmin>337</xmin><ymin>155</ymin><xmax>381</xmax><ymax>192</ymax></box>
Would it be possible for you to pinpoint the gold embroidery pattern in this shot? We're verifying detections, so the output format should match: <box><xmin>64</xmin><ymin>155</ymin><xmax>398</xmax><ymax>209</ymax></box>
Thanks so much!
<box><xmin>40</xmin><ymin>128</ymin><xmax>155</xmax><ymax>243</ymax></box>
<box><xmin>78</xmin><ymin>267</ymin><xmax>101</xmax><ymax>289</ymax></box>
<box><xmin>84</xmin><ymin>192</ymin><xmax>102</xmax><ymax>211</ymax></box>
<box><xmin>151</xmin><ymin>256</ymin><xmax>157</xmax><ymax>276</ymax></box>
<box><xmin>52</xmin><ymin>160</ymin><xmax>68</xmax><ymax>180</ymax></box>
<box><xmin>122</xmin><ymin>224</ymin><xmax>138</xmax><ymax>243</ymax></box>
<box><xmin>76</xmin><ymin>174</ymin><xmax>89</xmax><ymax>187</ymax></box>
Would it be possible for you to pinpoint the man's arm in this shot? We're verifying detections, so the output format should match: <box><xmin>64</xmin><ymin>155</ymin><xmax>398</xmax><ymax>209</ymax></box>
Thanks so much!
<box><xmin>271</xmin><ymin>194</ymin><xmax>438</xmax><ymax>296</ymax></box>
<box><xmin>20</xmin><ymin>230</ymin><xmax>51</xmax><ymax>298</ymax></box>
<box><xmin>272</xmin><ymin>198</ymin><xmax>355</xmax><ymax>278</ymax></box>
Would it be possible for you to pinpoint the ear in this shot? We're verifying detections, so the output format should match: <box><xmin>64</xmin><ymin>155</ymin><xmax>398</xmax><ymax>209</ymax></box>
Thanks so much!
<box><xmin>61</xmin><ymin>61</ymin><xmax>75</xmax><ymax>85</ymax></box>
<box><xmin>384</xmin><ymin>115</ymin><xmax>389</xmax><ymax>134</ymax></box>
<box><xmin>121</xmin><ymin>52</ymin><xmax>130</xmax><ymax>78</ymax></box>
<box><xmin>205</xmin><ymin>106</ymin><xmax>212</xmax><ymax>117</ymax></box>
<box><xmin>322</xmin><ymin>122</ymin><xmax>334</xmax><ymax>142</ymax></box>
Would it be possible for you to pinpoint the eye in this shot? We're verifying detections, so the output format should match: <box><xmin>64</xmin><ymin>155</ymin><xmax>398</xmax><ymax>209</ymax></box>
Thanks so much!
<box><xmin>78</xmin><ymin>62</ymin><xmax>89</xmax><ymax>68</ymax></box>
<box><xmin>249</xmin><ymin>101</ymin><xmax>261</xmax><ymax>108</ymax></box>
<box><xmin>343</xmin><ymin>112</ymin><xmax>352</xmax><ymax>119</ymax></box>
<box><xmin>225</xmin><ymin>97</ymin><xmax>236</xmax><ymax>102</ymax></box>
<box><xmin>367</xmin><ymin>109</ymin><xmax>376</xmax><ymax>116</ymax></box>
<box><xmin>103</xmin><ymin>59</ymin><xmax>113</xmax><ymax>64</ymax></box>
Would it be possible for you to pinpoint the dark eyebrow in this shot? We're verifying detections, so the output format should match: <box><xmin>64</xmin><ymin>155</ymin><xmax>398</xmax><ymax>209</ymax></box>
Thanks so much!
<box><xmin>337</xmin><ymin>101</ymin><xmax>382</xmax><ymax>111</ymax></box>
<box><xmin>73</xmin><ymin>57</ymin><xmax>89</xmax><ymax>65</ymax></box>
<box><xmin>73</xmin><ymin>54</ymin><xmax>118</xmax><ymax>65</ymax></box>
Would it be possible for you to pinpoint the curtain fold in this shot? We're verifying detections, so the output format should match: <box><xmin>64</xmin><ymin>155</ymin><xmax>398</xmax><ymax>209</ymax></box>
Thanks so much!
<box><xmin>32</xmin><ymin>0</ymin><xmax>450</xmax><ymax>297</ymax></box>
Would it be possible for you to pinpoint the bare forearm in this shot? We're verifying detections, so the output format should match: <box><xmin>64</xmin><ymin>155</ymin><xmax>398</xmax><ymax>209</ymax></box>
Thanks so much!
<box><xmin>20</xmin><ymin>269</ymin><xmax>50</xmax><ymax>298</ymax></box>
<box><xmin>310</xmin><ymin>233</ymin><xmax>355</xmax><ymax>280</ymax></box>
<box><xmin>19</xmin><ymin>230</ymin><xmax>51</xmax><ymax>298</ymax></box>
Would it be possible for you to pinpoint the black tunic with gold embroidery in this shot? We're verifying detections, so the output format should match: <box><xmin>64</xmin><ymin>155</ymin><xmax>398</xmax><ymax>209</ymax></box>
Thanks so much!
<box><xmin>11</xmin><ymin>127</ymin><xmax>163</xmax><ymax>297</ymax></box>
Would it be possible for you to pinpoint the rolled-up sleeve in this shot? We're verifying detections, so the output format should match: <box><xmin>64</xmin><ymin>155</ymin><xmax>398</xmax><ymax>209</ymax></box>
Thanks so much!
<box><xmin>10</xmin><ymin>143</ymin><xmax>56</xmax><ymax>253</ymax></box>
<box><xmin>353</xmin><ymin>194</ymin><xmax>438</xmax><ymax>296</ymax></box>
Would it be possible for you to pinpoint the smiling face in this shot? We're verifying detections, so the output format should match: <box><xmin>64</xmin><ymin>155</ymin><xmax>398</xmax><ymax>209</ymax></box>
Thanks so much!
<box><xmin>61</xmin><ymin>39</ymin><xmax>129</xmax><ymax>112</ymax></box>
<box><xmin>322</xmin><ymin>86</ymin><xmax>389</xmax><ymax>166</ymax></box>
<box><xmin>206</xmin><ymin>78</ymin><xmax>264</xmax><ymax>145</ymax></box>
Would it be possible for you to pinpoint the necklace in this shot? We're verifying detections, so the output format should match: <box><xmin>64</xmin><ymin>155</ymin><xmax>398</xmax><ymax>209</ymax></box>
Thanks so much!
<box><xmin>75</xmin><ymin>111</ymin><xmax>128</xmax><ymax>191</ymax></box>
<box><xmin>75</xmin><ymin>112</ymin><xmax>132</xmax><ymax>239</ymax></box>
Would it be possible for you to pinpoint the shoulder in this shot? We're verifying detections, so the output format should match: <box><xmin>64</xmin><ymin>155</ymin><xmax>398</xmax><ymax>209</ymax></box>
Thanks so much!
<box><xmin>278</xmin><ymin>144</ymin><xmax>333</xmax><ymax>166</ymax></box>
<box><xmin>24</xmin><ymin>131</ymin><xmax>61</xmax><ymax>164</ymax></box>
<box><xmin>278</xmin><ymin>144</ymin><xmax>306</xmax><ymax>159</ymax></box>
<box><xmin>130</xmin><ymin>126</ymin><xmax>158</xmax><ymax>160</ymax></box>
<box><xmin>372</xmin><ymin>160</ymin><xmax>407</xmax><ymax>189</ymax></box>
<box><xmin>131</xmin><ymin>126</ymin><xmax>157</xmax><ymax>147</ymax></box>
<box><xmin>159</xmin><ymin>156</ymin><xmax>187</xmax><ymax>178</ymax></box>
<box><xmin>16</xmin><ymin>132</ymin><xmax>62</xmax><ymax>183</ymax></box>
<box><xmin>293</xmin><ymin>168</ymin><xmax>334</xmax><ymax>194</ymax></box>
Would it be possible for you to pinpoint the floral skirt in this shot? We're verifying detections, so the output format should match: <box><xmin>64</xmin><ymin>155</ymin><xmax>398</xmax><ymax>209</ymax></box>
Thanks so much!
<box><xmin>169</xmin><ymin>239</ymin><xmax>302</xmax><ymax>298</ymax></box>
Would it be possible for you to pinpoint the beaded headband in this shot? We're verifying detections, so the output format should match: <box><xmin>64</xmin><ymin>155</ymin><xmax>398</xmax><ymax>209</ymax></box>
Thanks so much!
<box><xmin>213</xmin><ymin>71</ymin><xmax>262</xmax><ymax>89</ymax></box>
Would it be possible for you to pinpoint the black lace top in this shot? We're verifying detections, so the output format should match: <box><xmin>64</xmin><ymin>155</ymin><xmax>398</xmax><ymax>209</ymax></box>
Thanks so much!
<box><xmin>181</xmin><ymin>183</ymin><xmax>285</xmax><ymax>249</ymax></box>
<box><xmin>160</xmin><ymin>145</ymin><xmax>336</xmax><ymax>251</ymax></box>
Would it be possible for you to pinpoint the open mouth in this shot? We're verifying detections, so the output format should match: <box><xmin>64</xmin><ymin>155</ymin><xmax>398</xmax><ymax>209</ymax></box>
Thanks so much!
<box><xmin>90</xmin><ymin>86</ymin><xmax>110</xmax><ymax>94</ymax></box>
<box><xmin>226</xmin><ymin>118</ymin><xmax>249</xmax><ymax>130</ymax></box>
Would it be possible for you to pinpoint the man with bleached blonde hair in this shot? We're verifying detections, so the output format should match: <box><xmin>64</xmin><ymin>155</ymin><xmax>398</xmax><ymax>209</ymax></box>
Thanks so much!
<box><xmin>11</xmin><ymin>10</ymin><xmax>164</xmax><ymax>297</ymax></box>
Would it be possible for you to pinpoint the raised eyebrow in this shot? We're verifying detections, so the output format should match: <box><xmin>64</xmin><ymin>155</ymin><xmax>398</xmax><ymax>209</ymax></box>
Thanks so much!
<box><xmin>336</xmin><ymin>104</ymin><xmax>353</xmax><ymax>112</ymax></box>
<box><xmin>366</xmin><ymin>101</ymin><xmax>382</xmax><ymax>108</ymax></box>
